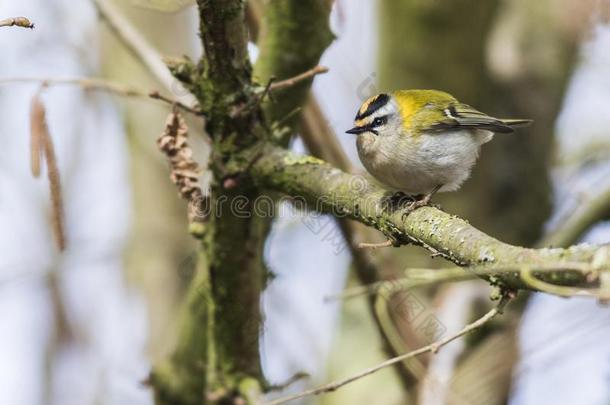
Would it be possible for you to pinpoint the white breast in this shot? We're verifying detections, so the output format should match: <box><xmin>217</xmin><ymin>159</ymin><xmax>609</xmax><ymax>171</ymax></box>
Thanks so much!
<box><xmin>357</xmin><ymin>130</ymin><xmax>492</xmax><ymax>195</ymax></box>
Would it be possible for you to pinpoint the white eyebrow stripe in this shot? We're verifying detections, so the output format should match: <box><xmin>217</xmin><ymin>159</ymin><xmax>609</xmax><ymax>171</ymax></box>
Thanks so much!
<box><xmin>376</xmin><ymin>103</ymin><xmax>396</xmax><ymax>116</ymax></box>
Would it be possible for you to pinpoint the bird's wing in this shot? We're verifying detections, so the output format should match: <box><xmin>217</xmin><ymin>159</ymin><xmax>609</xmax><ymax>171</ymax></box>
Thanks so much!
<box><xmin>426</xmin><ymin>103</ymin><xmax>531</xmax><ymax>134</ymax></box>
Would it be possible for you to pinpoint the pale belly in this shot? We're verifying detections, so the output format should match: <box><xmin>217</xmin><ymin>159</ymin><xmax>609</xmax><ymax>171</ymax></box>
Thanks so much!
<box><xmin>357</xmin><ymin>130</ymin><xmax>492</xmax><ymax>195</ymax></box>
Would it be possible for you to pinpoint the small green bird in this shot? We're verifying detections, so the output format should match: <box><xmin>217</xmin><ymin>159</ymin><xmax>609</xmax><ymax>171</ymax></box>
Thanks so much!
<box><xmin>346</xmin><ymin>89</ymin><xmax>531</xmax><ymax>207</ymax></box>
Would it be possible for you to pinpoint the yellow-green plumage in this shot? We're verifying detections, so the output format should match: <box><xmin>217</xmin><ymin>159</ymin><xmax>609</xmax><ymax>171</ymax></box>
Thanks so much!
<box><xmin>392</xmin><ymin>89</ymin><xmax>531</xmax><ymax>135</ymax></box>
<box><xmin>347</xmin><ymin>89</ymin><xmax>532</xmax><ymax>196</ymax></box>
<box><xmin>392</xmin><ymin>89</ymin><xmax>457</xmax><ymax>134</ymax></box>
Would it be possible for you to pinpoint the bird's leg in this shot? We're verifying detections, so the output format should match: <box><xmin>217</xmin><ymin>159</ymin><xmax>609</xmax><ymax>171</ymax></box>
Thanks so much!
<box><xmin>401</xmin><ymin>185</ymin><xmax>442</xmax><ymax>220</ymax></box>
<box><xmin>364</xmin><ymin>188</ymin><xmax>439</xmax><ymax>249</ymax></box>
<box><xmin>382</xmin><ymin>191</ymin><xmax>416</xmax><ymax>211</ymax></box>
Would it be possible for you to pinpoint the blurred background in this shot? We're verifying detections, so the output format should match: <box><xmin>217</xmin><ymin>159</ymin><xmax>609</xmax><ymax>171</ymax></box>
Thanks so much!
<box><xmin>1</xmin><ymin>0</ymin><xmax>610</xmax><ymax>404</ymax></box>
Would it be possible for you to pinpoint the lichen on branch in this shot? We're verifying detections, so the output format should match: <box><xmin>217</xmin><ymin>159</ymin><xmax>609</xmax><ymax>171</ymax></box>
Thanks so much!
<box><xmin>247</xmin><ymin>144</ymin><xmax>605</xmax><ymax>291</ymax></box>
<box><xmin>155</xmin><ymin>1</ymin><xmax>337</xmax><ymax>404</ymax></box>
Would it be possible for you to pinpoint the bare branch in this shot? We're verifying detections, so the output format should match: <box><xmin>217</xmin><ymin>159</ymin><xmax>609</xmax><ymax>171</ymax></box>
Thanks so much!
<box><xmin>265</xmin><ymin>372</ymin><xmax>310</xmax><ymax>392</ymax></box>
<box><xmin>264</xmin><ymin>294</ymin><xmax>513</xmax><ymax>405</ymax></box>
<box><xmin>0</xmin><ymin>76</ymin><xmax>141</xmax><ymax>95</ymax></box>
<box><xmin>539</xmin><ymin>187</ymin><xmax>610</xmax><ymax>248</ymax></box>
<box><xmin>520</xmin><ymin>266</ymin><xmax>608</xmax><ymax>299</ymax></box>
<box><xmin>269</xmin><ymin>65</ymin><xmax>329</xmax><ymax>91</ymax></box>
<box><xmin>148</xmin><ymin>90</ymin><xmax>202</xmax><ymax>115</ymax></box>
<box><xmin>327</xmin><ymin>263</ymin><xmax>595</xmax><ymax>301</ymax></box>
<box><xmin>0</xmin><ymin>17</ymin><xmax>34</xmax><ymax>29</ymax></box>
<box><xmin>358</xmin><ymin>239</ymin><xmax>393</xmax><ymax>249</ymax></box>
<box><xmin>92</xmin><ymin>0</ymin><xmax>199</xmax><ymax>109</ymax></box>
<box><xmin>0</xmin><ymin>77</ymin><xmax>201</xmax><ymax>115</ymax></box>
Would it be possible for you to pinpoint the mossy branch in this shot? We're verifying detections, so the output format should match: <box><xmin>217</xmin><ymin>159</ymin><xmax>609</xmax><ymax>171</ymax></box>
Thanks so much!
<box><xmin>155</xmin><ymin>1</ymin><xmax>337</xmax><ymax>404</ymax></box>
<box><xmin>153</xmin><ymin>1</ymin><xmax>265</xmax><ymax>404</ymax></box>
<box><xmin>196</xmin><ymin>0</ymin><xmax>251</xmax><ymax>94</ymax></box>
<box><xmin>247</xmin><ymin>144</ymin><xmax>606</xmax><ymax>291</ymax></box>
<box><xmin>254</xmin><ymin>0</ymin><xmax>334</xmax><ymax>137</ymax></box>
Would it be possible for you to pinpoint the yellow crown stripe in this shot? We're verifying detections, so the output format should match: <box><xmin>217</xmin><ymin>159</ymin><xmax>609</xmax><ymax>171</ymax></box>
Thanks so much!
<box><xmin>359</xmin><ymin>96</ymin><xmax>376</xmax><ymax>116</ymax></box>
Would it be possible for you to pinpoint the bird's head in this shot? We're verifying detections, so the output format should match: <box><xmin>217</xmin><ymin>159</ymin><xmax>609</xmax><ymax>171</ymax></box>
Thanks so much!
<box><xmin>346</xmin><ymin>93</ymin><xmax>406</xmax><ymax>154</ymax></box>
<box><xmin>346</xmin><ymin>93</ymin><xmax>401</xmax><ymax>137</ymax></box>
<box><xmin>347</xmin><ymin>90</ymin><xmax>462</xmax><ymax>143</ymax></box>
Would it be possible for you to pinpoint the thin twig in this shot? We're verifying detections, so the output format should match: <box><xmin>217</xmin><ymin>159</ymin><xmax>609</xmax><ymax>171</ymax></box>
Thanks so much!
<box><xmin>269</xmin><ymin>66</ymin><xmax>329</xmax><ymax>91</ymax></box>
<box><xmin>538</xmin><ymin>187</ymin><xmax>610</xmax><ymax>248</ymax></box>
<box><xmin>0</xmin><ymin>17</ymin><xmax>34</xmax><ymax>29</ymax></box>
<box><xmin>265</xmin><ymin>372</ymin><xmax>310</xmax><ymax>392</ymax></box>
<box><xmin>327</xmin><ymin>263</ymin><xmax>596</xmax><ymax>301</ymax></box>
<box><xmin>0</xmin><ymin>77</ymin><xmax>201</xmax><ymax>116</ymax></box>
<box><xmin>149</xmin><ymin>90</ymin><xmax>202</xmax><ymax>115</ymax></box>
<box><xmin>326</xmin><ymin>268</ymin><xmax>477</xmax><ymax>302</ymax></box>
<box><xmin>0</xmin><ymin>76</ymin><xmax>141</xmax><ymax>95</ymax></box>
<box><xmin>233</xmin><ymin>65</ymin><xmax>327</xmax><ymax>117</ymax></box>
<box><xmin>264</xmin><ymin>294</ymin><xmax>513</xmax><ymax>405</ymax></box>
<box><xmin>92</xmin><ymin>0</ymin><xmax>199</xmax><ymax>109</ymax></box>
<box><xmin>520</xmin><ymin>267</ymin><xmax>609</xmax><ymax>299</ymax></box>
<box><xmin>358</xmin><ymin>239</ymin><xmax>393</xmax><ymax>249</ymax></box>
<box><xmin>258</xmin><ymin>77</ymin><xmax>276</xmax><ymax>104</ymax></box>
<box><xmin>231</xmin><ymin>77</ymin><xmax>276</xmax><ymax>118</ymax></box>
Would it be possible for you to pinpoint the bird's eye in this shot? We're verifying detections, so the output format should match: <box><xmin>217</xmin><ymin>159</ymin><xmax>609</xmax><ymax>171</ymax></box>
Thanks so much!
<box><xmin>373</xmin><ymin>117</ymin><xmax>386</xmax><ymax>127</ymax></box>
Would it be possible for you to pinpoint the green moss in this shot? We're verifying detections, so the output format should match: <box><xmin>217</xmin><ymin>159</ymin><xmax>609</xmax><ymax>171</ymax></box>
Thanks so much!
<box><xmin>254</xmin><ymin>0</ymin><xmax>334</xmax><ymax>140</ymax></box>
<box><xmin>188</xmin><ymin>222</ymin><xmax>206</xmax><ymax>239</ymax></box>
<box><xmin>237</xmin><ymin>377</ymin><xmax>262</xmax><ymax>405</ymax></box>
<box><xmin>282</xmin><ymin>154</ymin><xmax>324</xmax><ymax>166</ymax></box>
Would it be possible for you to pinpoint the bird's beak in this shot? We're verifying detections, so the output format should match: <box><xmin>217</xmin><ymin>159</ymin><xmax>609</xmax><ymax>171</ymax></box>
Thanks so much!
<box><xmin>346</xmin><ymin>126</ymin><xmax>366</xmax><ymax>135</ymax></box>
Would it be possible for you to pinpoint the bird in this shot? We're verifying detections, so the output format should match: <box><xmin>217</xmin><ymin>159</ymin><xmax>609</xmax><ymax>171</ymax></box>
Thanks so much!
<box><xmin>346</xmin><ymin>89</ymin><xmax>531</xmax><ymax>211</ymax></box>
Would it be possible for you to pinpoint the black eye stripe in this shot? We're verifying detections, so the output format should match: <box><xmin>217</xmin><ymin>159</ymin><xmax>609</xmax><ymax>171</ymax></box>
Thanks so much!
<box><xmin>372</xmin><ymin>115</ymin><xmax>388</xmax><ymax>127</ymax></box>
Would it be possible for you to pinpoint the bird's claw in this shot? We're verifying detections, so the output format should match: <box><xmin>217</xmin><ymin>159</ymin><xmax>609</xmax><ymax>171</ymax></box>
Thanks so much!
<box><xmin>382</xmin><ymin>191</ymin><xmax>416</xmax><ymax>212</ymax></box>
<box><xmin>400</xmin><ymin>194</ymin><xmax>435</xmax><ymax>221</ymax></box>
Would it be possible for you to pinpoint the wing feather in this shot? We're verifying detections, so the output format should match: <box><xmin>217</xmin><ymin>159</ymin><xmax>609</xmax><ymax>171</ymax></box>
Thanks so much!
<box><xmin>427</xmin><ymin>103</ymin><xmax>531</xmax><ymax>134</ymax></box>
